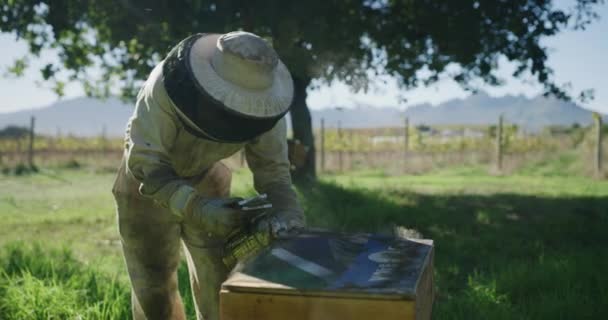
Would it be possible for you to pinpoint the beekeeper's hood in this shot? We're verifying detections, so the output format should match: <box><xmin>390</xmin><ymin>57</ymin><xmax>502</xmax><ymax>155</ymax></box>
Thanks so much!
<box><xmin>162</xmin><ymin>31</ymin><xmax>293</xmax><ymax>143</ymax></box>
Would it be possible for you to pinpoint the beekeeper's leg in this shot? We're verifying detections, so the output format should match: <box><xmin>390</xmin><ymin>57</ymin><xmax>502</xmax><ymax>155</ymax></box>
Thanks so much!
<box><xmin>113</xmin><ymin>162</ymin><xmax>185</xmax><ymax>320</ymax></box>
<box><xmin>181</xmin><ymin>162</ymin><xmax>232</xmax><ymax>320</ymax></box>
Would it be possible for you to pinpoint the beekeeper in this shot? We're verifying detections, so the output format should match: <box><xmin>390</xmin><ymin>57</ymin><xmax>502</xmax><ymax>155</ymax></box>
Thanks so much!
<box><xmin>112</xmin><ymin>31</ymin><xmax>305</xmax><ymax>320</ymax></box>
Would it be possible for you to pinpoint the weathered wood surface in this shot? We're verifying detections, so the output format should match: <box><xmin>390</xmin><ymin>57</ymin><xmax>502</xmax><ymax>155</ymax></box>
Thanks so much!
<box><xmin>221</xmin><ymin>290</ymin><xmax>416</xmax><ymax>320</ymax></box>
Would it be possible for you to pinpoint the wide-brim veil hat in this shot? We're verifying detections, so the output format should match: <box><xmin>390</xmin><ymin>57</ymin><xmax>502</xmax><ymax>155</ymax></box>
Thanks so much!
<box><xmin>162</xmin><ymin>31</ymin><xmax>294</xmax><ymax>143</ymax></box>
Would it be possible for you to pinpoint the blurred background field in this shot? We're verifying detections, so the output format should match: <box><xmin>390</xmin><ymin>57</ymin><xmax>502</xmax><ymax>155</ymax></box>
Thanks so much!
<box><xmin>1</xmin><ymin>134</ymin><xmax>607</xmax><ymax>318</ymax></box>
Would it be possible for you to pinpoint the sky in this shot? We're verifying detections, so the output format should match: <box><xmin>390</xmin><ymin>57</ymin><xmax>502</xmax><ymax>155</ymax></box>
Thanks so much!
<box><xmin>0</xmin><ymin>0</ymin><xmax>607</xmax><ymax>114</ymax></box>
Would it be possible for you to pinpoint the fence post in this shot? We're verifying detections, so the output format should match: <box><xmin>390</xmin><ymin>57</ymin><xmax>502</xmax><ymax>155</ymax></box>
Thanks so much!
<box><xmin>338</xmin><ymin>120</ymin><xmax>343</xmax><ymax>172</ymax></box>
<box><xmin>320</xmin><ymin>118</ymin><xmax>325</xmax><ymax>173</ymax></box>
<box><xmin>404</xmin><ymin>117</ymin><xmax>409</xmax><ymax>154</ymax></box>
<box><xmin>495</xmin><ymin>114</ymin><xmax>503</xmax><ymax>172</ymax></box>
<box><xmin>28</xmin><ymin>116</ymin><xmax>35</xmax><ymax>168</ymax></box>
<box><xmin>349</xmin><ymin>129</ymin><xmax>354</xmax><ymax>170</ymax></box>
<box><xmin>101</xmin><ymin>125</ymin><xmax>107</xmax><ymax>155</ymax></box>
<box><xmin>593</xmin><ymin>113</ymin><xmax>603</xmax><ymax>177</ymax></box>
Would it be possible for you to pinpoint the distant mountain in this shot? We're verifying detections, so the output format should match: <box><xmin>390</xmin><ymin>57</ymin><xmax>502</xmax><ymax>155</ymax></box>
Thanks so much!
<box><xmin>0</xmin><ymin>97</ymin><xmax>133</xmax><ymax>137</ymax></box>
<box><xmin>403</xmin><ymin>92</ymin><xmax>599</xmax><ymax>130</ymax></box>
<box><xmin>0</xmin><ymin>92</ymin><xmax>604</xmax><ymax>137</ymax></box>
<box><xmin>313</xmin><ymin>92</ymin><xmax>605</xmax><ymax>130</ymax></box>
<box><xmin>308</xmin><ymin>106</ymin><xmax>405</xmax><ymax>128</ymax></box>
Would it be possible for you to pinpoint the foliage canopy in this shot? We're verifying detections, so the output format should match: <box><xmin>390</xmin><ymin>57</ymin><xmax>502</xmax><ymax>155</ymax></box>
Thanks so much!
<box><xmin>1</xmin><ymin>0</ymin><xmax>602</xmax><ymax>99</ymax></box>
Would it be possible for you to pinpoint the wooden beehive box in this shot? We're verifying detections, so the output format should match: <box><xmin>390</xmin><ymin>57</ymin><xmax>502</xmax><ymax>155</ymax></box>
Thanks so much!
<box><xmin>220</xmin><ymin>231</ymin><xmax>434</xmax><ymax>320</ymax></box>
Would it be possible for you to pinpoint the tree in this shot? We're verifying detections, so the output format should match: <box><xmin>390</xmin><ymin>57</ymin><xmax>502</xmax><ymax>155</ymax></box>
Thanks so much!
<box><xmin>0</xmin><ymin>125</ymin><xmax>30</xmax><ymax>139</ymax></box>
<box><xmin>1</xmin><ymin>0</ymin><xmax>603</xmax><ymax>183</ymax></box>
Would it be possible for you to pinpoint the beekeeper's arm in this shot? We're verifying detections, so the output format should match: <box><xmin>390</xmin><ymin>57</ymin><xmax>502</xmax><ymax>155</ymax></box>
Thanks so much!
<box><xmin>125</xmin><ymin>67</ymin><xmax>243</xmax><ymax>236</ymax></box>
<box><xmin>245</xmin><ymin>117</ymin><xmax>305</xmax><ymax>234</ymax></box>
<box><xmin>125</xmin><ymin>74</ymin><xmax>185</xmax><ymax>209</ymax></box>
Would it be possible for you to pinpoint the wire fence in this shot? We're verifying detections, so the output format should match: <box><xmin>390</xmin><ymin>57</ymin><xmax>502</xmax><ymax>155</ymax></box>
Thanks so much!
<box><xmin>0</xmin><ymin>116</ymin><xmax>606</xmax><ymax>177</ymax></box>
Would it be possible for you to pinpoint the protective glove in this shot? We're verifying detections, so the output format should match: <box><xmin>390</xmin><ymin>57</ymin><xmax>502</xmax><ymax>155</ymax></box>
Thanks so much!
<box><xmin>255</xmin><ymin>212</ymin><xmax>305</xmax><ymax>238</ymax></box>
<box><xmin>184</xmin><ymin>196</ymin><xmax>246</xmax><ymax>238</ymax></box>
<box><xmin>168</xmin><ymin>185</ymin><xmax>246</xmax><ymax>238</ymax></box>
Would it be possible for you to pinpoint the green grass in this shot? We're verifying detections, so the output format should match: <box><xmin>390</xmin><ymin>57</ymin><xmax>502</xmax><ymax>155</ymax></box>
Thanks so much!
<box><xmin>1</xmin><ymin>158</ymin><xmax>607</xmax><ymax>319</ymax></box>
<box><xmin>0</xmin><ymin>243</ymin><xmax>200</xmax><ymax>319</ymax></box>
<box><xmin>0</xmin><ymin>166</ymin><xmax>259</xmax><ymax>279</ymax></box>
<box><xmin>0</xmin><ymin>243</ymin><xmax>130</xmax><ymax>319</ymax></box>
<box><xmin>0</xmin><ymin>168</ymin><xmax>125</xmax><ymax>277</ymax></box>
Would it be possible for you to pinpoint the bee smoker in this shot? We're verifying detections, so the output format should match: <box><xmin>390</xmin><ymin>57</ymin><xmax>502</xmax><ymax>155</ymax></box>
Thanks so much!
<box><xmin>222</xmin><ymin>194</ymin><xmax>273</xmax><ymax>268</ymax></box>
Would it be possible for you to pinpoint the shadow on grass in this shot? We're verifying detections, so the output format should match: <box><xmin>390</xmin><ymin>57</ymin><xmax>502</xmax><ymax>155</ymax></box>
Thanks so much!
<box><xmin>301</xmin><ymin>181</ymin><xmax>608</xmax><ymax>320</ymax></box>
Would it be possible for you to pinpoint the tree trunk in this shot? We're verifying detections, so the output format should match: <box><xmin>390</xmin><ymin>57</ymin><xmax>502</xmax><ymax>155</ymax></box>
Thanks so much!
<box><xmin>28</xmin><ymin>116</ymin><xmax>35</xmax><ymax>168</ymax></box>
<box><xmin>290</xmin><ymin>76</ymin><xmax>316</xmax><ymax>184</ymax></box>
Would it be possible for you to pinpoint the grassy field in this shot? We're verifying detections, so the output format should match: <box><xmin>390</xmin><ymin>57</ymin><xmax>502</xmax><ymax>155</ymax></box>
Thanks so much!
<box><xmin>1</xmin><ymin>156</ymin><xmax>607</xmax><ymax>319</ymax></box>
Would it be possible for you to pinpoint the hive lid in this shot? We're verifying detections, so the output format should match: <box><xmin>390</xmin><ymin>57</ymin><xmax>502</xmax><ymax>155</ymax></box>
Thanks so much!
<box><xmin>222</xmin><ymin>231</ymin><xmax>433</xmax><ymax>300</ymax></box>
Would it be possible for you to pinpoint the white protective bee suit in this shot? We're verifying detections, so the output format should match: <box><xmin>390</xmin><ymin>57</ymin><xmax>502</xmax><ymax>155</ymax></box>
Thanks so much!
<box><xmin>112</xmin><ymin>31</ymin><xmax>304</xmax><ymax>320</ymax></box>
